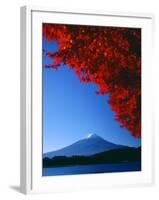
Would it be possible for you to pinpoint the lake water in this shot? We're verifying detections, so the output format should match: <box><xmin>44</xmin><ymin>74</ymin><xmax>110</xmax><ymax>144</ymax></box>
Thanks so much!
<box><xmin>43</xmin><ymin>162</ymin><xmax>141</xmax><ymax>176</ymax></box>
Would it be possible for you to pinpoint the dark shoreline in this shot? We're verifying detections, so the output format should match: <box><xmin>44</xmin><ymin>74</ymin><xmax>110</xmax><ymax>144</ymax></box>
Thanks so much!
<box><xmin>43</xmin><ymin>147</ymin><xmax>141</xmax><ymax>168</ymax></box>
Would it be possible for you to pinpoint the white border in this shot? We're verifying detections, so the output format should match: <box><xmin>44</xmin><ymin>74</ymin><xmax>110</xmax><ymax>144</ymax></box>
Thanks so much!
<box><xmin>20</xmin><ymin>6</ymin><xmax>154</xmax><ymax>194</ymax></box>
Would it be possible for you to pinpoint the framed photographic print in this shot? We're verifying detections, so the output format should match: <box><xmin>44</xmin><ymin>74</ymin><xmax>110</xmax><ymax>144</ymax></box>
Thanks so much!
<box><xmin>20</xmin><ymin>6</ymin><xmax>154</xmax><ymax>194</ymax></box>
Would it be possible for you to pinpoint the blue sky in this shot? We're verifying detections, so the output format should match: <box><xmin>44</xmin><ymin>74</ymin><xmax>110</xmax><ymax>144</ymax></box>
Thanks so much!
<box><xmin>42</xmin><ymin>38</ymin><xmax>141</xmax><ymax>153</ymax></box>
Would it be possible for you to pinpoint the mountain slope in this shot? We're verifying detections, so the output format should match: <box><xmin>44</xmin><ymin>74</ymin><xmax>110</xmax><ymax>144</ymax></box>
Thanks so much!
<box><xmin>43</xmin><ymin>134</ymin><xmax>126</xmax><ymax>158</ymax></box>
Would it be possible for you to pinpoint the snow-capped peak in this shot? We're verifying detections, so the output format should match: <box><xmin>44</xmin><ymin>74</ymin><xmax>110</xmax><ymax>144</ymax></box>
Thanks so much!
<box><xmin>87</xmin><ymin>133</ymin><xmax>100</xmax><ymax>139</ymax></box>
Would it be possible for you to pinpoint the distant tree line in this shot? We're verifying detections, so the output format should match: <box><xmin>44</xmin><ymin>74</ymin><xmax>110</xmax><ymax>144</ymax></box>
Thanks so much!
<box><xmin>43</xmin><ymin>147</ymin><xmax>141</xmax><ymax>168</ymax></box>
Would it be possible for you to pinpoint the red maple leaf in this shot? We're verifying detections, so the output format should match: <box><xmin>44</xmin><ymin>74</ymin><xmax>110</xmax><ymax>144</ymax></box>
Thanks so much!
<box><xmin>43</xmin><ymin>23</ymin><xmax>141</xmax><ymax>138</ymax></box>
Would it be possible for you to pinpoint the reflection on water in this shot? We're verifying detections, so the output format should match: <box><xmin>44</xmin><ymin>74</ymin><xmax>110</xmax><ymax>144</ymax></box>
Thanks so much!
<box><xmin>43</xmin><ymin>162</ymin><xmax>141</xmax><ymax>176</ymax></box>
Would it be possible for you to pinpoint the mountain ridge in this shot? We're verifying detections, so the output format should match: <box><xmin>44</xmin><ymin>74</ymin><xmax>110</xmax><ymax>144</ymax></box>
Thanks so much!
<box><xmin>43</xmin><ymin>134</ymin><xmax>127</xmax><ymax>158</ymax></box>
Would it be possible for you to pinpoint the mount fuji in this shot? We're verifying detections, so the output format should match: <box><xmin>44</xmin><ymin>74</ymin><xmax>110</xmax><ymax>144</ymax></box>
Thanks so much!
<box><xmin>43</xmin><ymin>134</ymin><xmax>126</xmax><ymax>158</ymax></box>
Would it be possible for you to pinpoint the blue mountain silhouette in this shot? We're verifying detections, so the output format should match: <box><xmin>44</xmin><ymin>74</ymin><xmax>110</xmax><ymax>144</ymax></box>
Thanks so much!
<box><xmin>43</xmin><ymin>134</ymin><xmax>126</xmax><ymax>158</ymax></box>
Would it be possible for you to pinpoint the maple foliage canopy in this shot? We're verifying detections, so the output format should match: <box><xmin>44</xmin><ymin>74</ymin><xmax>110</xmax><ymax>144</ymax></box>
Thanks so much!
<box><xmin>43</xmin><ymin>23</ymin><xmax>141</xmax><ymax>138</ymax></box>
